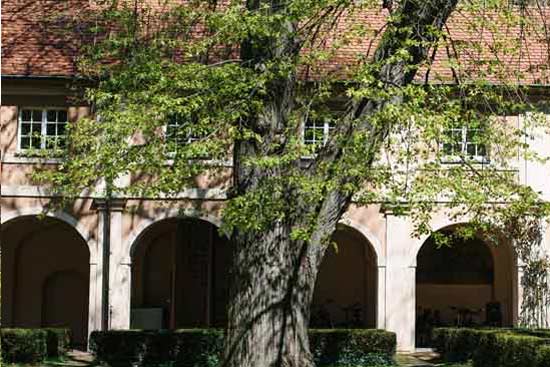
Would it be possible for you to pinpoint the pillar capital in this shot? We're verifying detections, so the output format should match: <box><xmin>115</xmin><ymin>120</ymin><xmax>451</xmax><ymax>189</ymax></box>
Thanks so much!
<box><xmin>91</xmin><ymin>198</ymin><xmax>127</xmax><ymax>212</ymax></box>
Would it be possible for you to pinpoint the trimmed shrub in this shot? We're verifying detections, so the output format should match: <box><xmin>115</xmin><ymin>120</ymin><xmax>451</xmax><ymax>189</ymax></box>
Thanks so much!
<box><xmin>90</xmin><ymin>329</ymin><xmax>224</xmax><ymax>367</ymax></box>
<box><xmin>0</xmin><ymin>329</ymin><xmax>48</xmax><ymax>363</ymax></box>
<box><xmin>309</xmin><ymin>329</ymin><xmax>396</xmax><ymax>366</ymax></box>
<box><xmin>90</xmin><ymin>328</ymin><xmax>396</xmax><ymax>367</ymax></box>
<box><xmin>473</xmin><ymin>332</ymin><xmax>549</xmax><ymax>367</ymax></box>
<box><xmin>43</xmin><ymin>328</ymin><xmax>72</xmax><ymax>357</ymax></box>
<box><xmin>536</xmin><ymin>345</ymin><xmax>550</xmax><ymax>367</ymax></box>
<box><xmin>432</xmin><ymin>327</ymin><xmax>500</xmax><ymax>362</ymax></box>
<box><xmin>434</xmin><ymin>327</ymin><xmax>550</xmax><ymax>367</ymax></box>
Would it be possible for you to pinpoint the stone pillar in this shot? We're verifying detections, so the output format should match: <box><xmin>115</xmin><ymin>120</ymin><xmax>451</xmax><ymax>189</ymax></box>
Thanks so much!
<box><xmin>93</xmin><ymin>199</ymin><xmax>129</xmax><ymax>330</ymax></box>
<box><xmin>384</xmin><ymin>212</ymin><xmax>417</xmax><ymax>352</ymax></box>
<box><xmin>108</xmin><ymin>199</ymin><xmax>130</xmax><ymax>329</ymax></box>
<box><xmin>377</xmin><ymin>265</ymin><xmax>387</xmax><ymax>329</ymax></box>
<box><xmin>89</xmin><ymin>201</ymin><xmax>108</xmax><ymax>340</ymax></box>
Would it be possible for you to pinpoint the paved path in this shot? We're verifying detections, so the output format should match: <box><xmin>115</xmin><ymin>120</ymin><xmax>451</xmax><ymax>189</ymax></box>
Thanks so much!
<box><xmin>396</xmin><ymin>350</ymin><xmax>441</xmax><ymax>367</ymax></box>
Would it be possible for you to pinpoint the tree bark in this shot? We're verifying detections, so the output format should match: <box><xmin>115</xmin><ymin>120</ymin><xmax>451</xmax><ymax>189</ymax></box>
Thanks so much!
<box><xmin>223</xmin><ymin>1</ymin><xmax>460</xmax><ymax>367</ymax></box>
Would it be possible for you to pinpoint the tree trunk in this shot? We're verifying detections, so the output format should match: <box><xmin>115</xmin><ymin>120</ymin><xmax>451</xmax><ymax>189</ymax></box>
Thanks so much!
<box><xmin>223</xmin><ymin>223</ymin><xmax>322</xmax><ymax>367</ymax></box>
<box><xmin>222</xmin><ymin>1</ymin><xmax>461</xmax><ymax>366</ymax></box>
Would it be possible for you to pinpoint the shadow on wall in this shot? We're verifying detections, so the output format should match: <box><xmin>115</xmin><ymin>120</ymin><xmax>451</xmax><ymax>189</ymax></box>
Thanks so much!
<box><xmin>1</xmin><ymin>215</ymin><xmax>90</xmax><ymax>347</ymax></box>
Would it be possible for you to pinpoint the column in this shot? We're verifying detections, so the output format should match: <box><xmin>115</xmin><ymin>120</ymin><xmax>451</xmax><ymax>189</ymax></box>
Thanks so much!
<box><xmin>377</xmin><ymin>265</ymin><xmax>387</xmax><ymax>329</ymax></box>
<box><xmin>108</xmin><ymin>199</ymin><xmax>130</xmax><ymax>329</ymax></box>
<box><xmin>384</xmin><ymin>212</ymin><xmax>417</xmax><ymax>352</ymax></box>
<box><xmin>93</xmin><ymin>198</ymin><xmax>129</xmax><ymax>330</ymax></box>
<box><xmin>88</xmin><ymin>201</ymin><xmax>107</xmax><ymax>339</ymax></box>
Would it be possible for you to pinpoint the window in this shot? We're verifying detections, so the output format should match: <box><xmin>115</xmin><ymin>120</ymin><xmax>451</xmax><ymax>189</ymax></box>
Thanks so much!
<box><xmin>303</xmin><ymin>119</ymin><xmax>334</xmax><ymax>151</ymax></box>
<box><xmin>166</xmin><ymin>114</ymin><xmax>202</xmax><ymax>146</ymax></box>
<box><xmin>441</xmin><ymin>126</ymin><xmax>487</xmax><ymax>162</ymax></box>
<box><xmin>165</xmin><ymin>114</ymin><xmax>212</xmax><ymax>157</ymax></box>
<box><xmin>18</xmin><ymin>108</ymin><xmax>68</xmax><ymax>151</ymax></box>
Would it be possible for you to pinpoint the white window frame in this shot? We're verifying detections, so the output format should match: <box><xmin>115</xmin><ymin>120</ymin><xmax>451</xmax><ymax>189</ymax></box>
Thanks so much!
<box><xmin>440</xmin><ymin>125</ymin><xmax>489</xmax><ymax>164</ymax></box>
<box><xmin>302</xmin><ymin>119</ymin><xmax>334</xmax><ymax>149</ymax></box>
<box><xmin>17</xmin><ymin>107</ymin><xmax>68</xmax><ymax>152</ymax></box>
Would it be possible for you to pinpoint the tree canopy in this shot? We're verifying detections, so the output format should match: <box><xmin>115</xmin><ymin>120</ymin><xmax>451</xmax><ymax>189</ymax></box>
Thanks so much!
<box><xmin>32</xmin><ymin>0</ymin><xmax>550</xmax><ymax>365</ymax></box>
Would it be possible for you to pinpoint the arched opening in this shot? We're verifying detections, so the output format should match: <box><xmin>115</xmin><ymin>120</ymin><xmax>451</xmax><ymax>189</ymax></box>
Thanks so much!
<box><xmin>130</xmin><ymin>218</ymin><xmax>230</xmax><ymax>329</ymax></box>
<box><xmin>311</xmin><ymin>226</ymin><xmax>378</xmax><ymax>328</ymax></box>
<box><xmin>415</xmin><ymin>226</ymin><xmax>516</xmax><ymax>347</ymax></box>
<box><xmin>1</xmin><ymin>216</ymin><xmax>90</xmax><ymax>347</ymax></box>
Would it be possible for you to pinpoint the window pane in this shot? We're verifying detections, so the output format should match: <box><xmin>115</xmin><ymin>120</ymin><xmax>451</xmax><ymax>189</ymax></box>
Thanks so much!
<box><xmin>46</xmin><ymin>124</ymin><xmax>57</xmax><ymax>136</ymax></box>
<box><xmin>21</xmin><ymin>109</ymin><xmax>31</xmax><ymax>121</ymax></box>
<box><xmin>30</xmin><ymin>137</ymin><xmax>41</xmax><ymax>149</ymax></box>
<box><xmin>45</xmin><ymin>137</ymin><xmax>56</xmax><ymax>150</ymax></box>
<box><xmin>58</xmin><ymin>110</ymin><xmax>68</xmax><ymax>122</ymax></box>
<box><xmin>31</xmin><ymin>123</ymin><xmax>41</xmax><ymax>134</ymax></box>
<box><xmin>21</xmin><ymin>123</ymin><xmax>31</xmax><ymax>135</ymax></box>
<box><xmin>20</xmin><ymin>137</ymin><xmax>30</xmax><ymax>149</ymax></box>
<box><xmin>57</xmin><ymin>136</ymin><xmax>67</xmax><ymax>149</ymax></box>
<box><xmin>57</xmin><ymin>123</ymin><xmax>66</xmax><ymax>136</ymax></box>
<box><xmin>466</xmin><ymin>143</ymin><xmax>477</xmax><ymax>156</ymax></box>
<box><xmin>478</xmin><ymin>144</ymin><xmax>487</xmax><ymax>157</ymax></box>
<box><xmin>47</xmin><ymin>110</ymin><xmax>57</xmax><ymax>122</ymax></box>
<box><xmin>32</xmin><ymin>110</ymin><xmax>42</xmax><ymax>121</ymax></box>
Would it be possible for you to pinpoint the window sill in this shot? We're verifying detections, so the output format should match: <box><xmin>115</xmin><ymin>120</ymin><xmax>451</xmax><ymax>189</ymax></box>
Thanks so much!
<box><xmin>439</xmin><ymin>156</ymin><xmax>491</xmax><ymax>165</ymax></box>
<box><xmin>1</xmin><ymin>152</ymin><xmax>63</xmax><ymax>165</ymax></box>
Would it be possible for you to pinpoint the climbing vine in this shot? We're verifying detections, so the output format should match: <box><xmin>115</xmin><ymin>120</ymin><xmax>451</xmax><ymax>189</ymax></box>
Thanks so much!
<box><xmin>504</xmin><ymin>215</ymin><xmax>550</xmax><ymax>328</ymax></box>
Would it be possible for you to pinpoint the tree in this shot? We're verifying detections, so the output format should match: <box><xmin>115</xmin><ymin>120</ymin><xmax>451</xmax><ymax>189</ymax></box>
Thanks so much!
<box><xmin>37</xmin><ymin>0</ymin><xmax>550</xmax><ymax>366</ymax></box>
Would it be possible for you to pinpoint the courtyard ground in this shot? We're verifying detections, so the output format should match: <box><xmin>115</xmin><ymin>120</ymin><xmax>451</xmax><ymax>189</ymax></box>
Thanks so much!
<box><xmin>2</xmin><ymin>350</ymin><xmax>472</xmax><ymax>367</ymax></box>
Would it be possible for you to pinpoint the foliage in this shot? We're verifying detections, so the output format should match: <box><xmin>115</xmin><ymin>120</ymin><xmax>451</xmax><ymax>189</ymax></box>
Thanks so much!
<box><xmin>434</xmin><ymin>327</ymin><xmax>550</xmax><ymax>367</ymax></box>
<box><xmin>309</xmin><ymin>329</ymin><xmax>396</xmax><ymax>366</ymax></box>
<box><xmin>501</xmin><ymin>215</ymin><xmax>550</xmax><ymax>328</ymax></box>
<box><xmin>31</xmin><ymin>0</ymin><xmax>550</xmax><ymax>365</ymax></box>
<box><xmin>0</xmin><ymin>328</ymin><xmax>71</xmax><ymax>364</ymax></box>
<box><xmin>34</xmin><ymin>0</ymin><xmax>550</xmax><ymax>240</ymax></box>
<box><xmin>473</xmin><ymin>332</ymin><xmax>548</xmax><ymax>367</ymax></box>
<box><xmin>42</xmin><ymin>328</ymin><xmax>72</xmax><ymax>358</ymax></box>
<box><xmin>535</xmin><ymin>345</ymin><xmax>550</xmax><ymax>367</ymax></box>
<box><xmin>89</xmin><ymin>329</ymin><xmax>396</xmax><ymax>367</ymax></box>
<box><xmin>433</xmin><ymin>328</ymin><xmax>501</xmax><ymax>362</ymax></box>
<box><xmin>0</xmin><ymin>329</ymin><xmax>48</xmax><ymax>364</ymax></box>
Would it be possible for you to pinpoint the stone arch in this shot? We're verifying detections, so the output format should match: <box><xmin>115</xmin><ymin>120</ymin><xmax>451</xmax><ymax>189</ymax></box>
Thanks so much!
<box><xmin>1</xmin><ymin>213</ymin><xmax>91</xmax><ymax>346</ymax></box>
<box><xmin>338</xmin><ymin>218</ymin><xmax>385</xmax><ymax>266</ymax></box>
<box><xmin>129</xmin><ymin>215</ymin><xmax>230</xmax><ymax>329</ymax></box>
<box><xmin>127</xmin><ymin>209</ymin><xmax>222</xmax><ymax>262</ymax></box>
<box><xmin>1</xmin><ymin>207</ymin><xmax>97</xmax><ymax>264</ymax></box>
<box><xmin>414</xmin><ymin>222</ymin><xmax>518</xmax><ymax>347</ymax></box>
<box><xmin>312</xmin><ymin>222</ymin><xmax>380</xmax><ymax>328</ymax></box>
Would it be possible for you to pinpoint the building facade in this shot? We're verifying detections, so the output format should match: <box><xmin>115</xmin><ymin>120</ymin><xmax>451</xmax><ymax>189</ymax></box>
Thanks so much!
<box><xmin>2</xmin><ymin>1</ymin><xmax>550</xmax><ymax>352</ymax></box>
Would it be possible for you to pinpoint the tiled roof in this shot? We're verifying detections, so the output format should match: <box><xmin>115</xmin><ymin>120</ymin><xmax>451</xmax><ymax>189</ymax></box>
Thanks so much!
<box><xmin>2</xmin><ymin>1</ymin><xmax>549</xmax><ymax>85</ymax></box>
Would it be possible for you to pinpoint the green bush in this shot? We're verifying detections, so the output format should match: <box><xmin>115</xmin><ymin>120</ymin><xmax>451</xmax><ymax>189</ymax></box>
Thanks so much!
<box><xmin>473</xmin><ymin>333</ymin><xmax>548</xmax><ymax>367</ymax></box>
<box><xmin>434</xmin><ymin>327</ymin><xmax>550</xmax><ymax>367</ymax></box>
<box><xmin>43</xmin><ymin>328</ymin><xmax>71</xmax><ymax>357</ymax></box>
<box><xmin>309</xmin><ymin>329</ymin><xmax>396</xmax><ymax>366</ymax></box>
<box><xmin>90</xmin><ymin>328</ymin><xmax>396</xmax><ymax>367</ymax></box>
<box><xmin>0</xmin><ymin>328</ymin><xmax>71</xmax><ymax>363</ymax></box>
<box><xmin>90</xmin><ymin>329</ymin><xmax>224</xmax><ymax>367</ymax></box>
<box><xmin>535</xmin><ymin>345</ymin><xmax>550</xmax><ymax>367</ymax></box>
<box><xmin>0</xmin><ymin>329</ymin><xmax>48</xmax><ymax>363</ymax></box>
<box><xmin>432</xmin><ymin>328</ymin><xmax>500</xmax><ymax>362</ymax></box>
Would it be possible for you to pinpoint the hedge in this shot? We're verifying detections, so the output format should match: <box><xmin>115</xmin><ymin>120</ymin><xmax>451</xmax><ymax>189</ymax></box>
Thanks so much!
<box><xmin>434</xmin><ymin>328</ymin><xmax>550</xmax><ymax>367</ymax></box>
<box><xmin>473</xmin><ymin>332</ymin><xmax>548</xmax><ymax>367</ymax></box>
<box><xmin>0</xmin><ymin>328</ymin><xmax>71</xmax><ymax>363</ymax></box>
<box><xmin>90</xmin><ymin>329</ymin><xmax>396</xmax><ymax>367</ymax></box>
<box><xmin>0</xmin><ymin>329</ymin><xmax>48</xmax><ymax>363</ymax></box>
<box><xmin>90</xmin><ymin>329</ymin><xmax>224</xmax><ymax>367</ymax></box>
<box><xmin>432</xmin><ymin>327</ymin><xmax>500</xmax><ymax>362</ymax></box>
<box><xmin>536</xmin><ymin>345</ymin><xmax>550</xmax><ymax>367</ymax></box>
<box><xmin>43</xmin><ymin>328</ymin><xmax>72</xmax><ymax>357</ymax></box>
<box><xmin>309</xmin><ymin>329</ymin><xmax>396</xmax><ymax>366</ymax></box>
